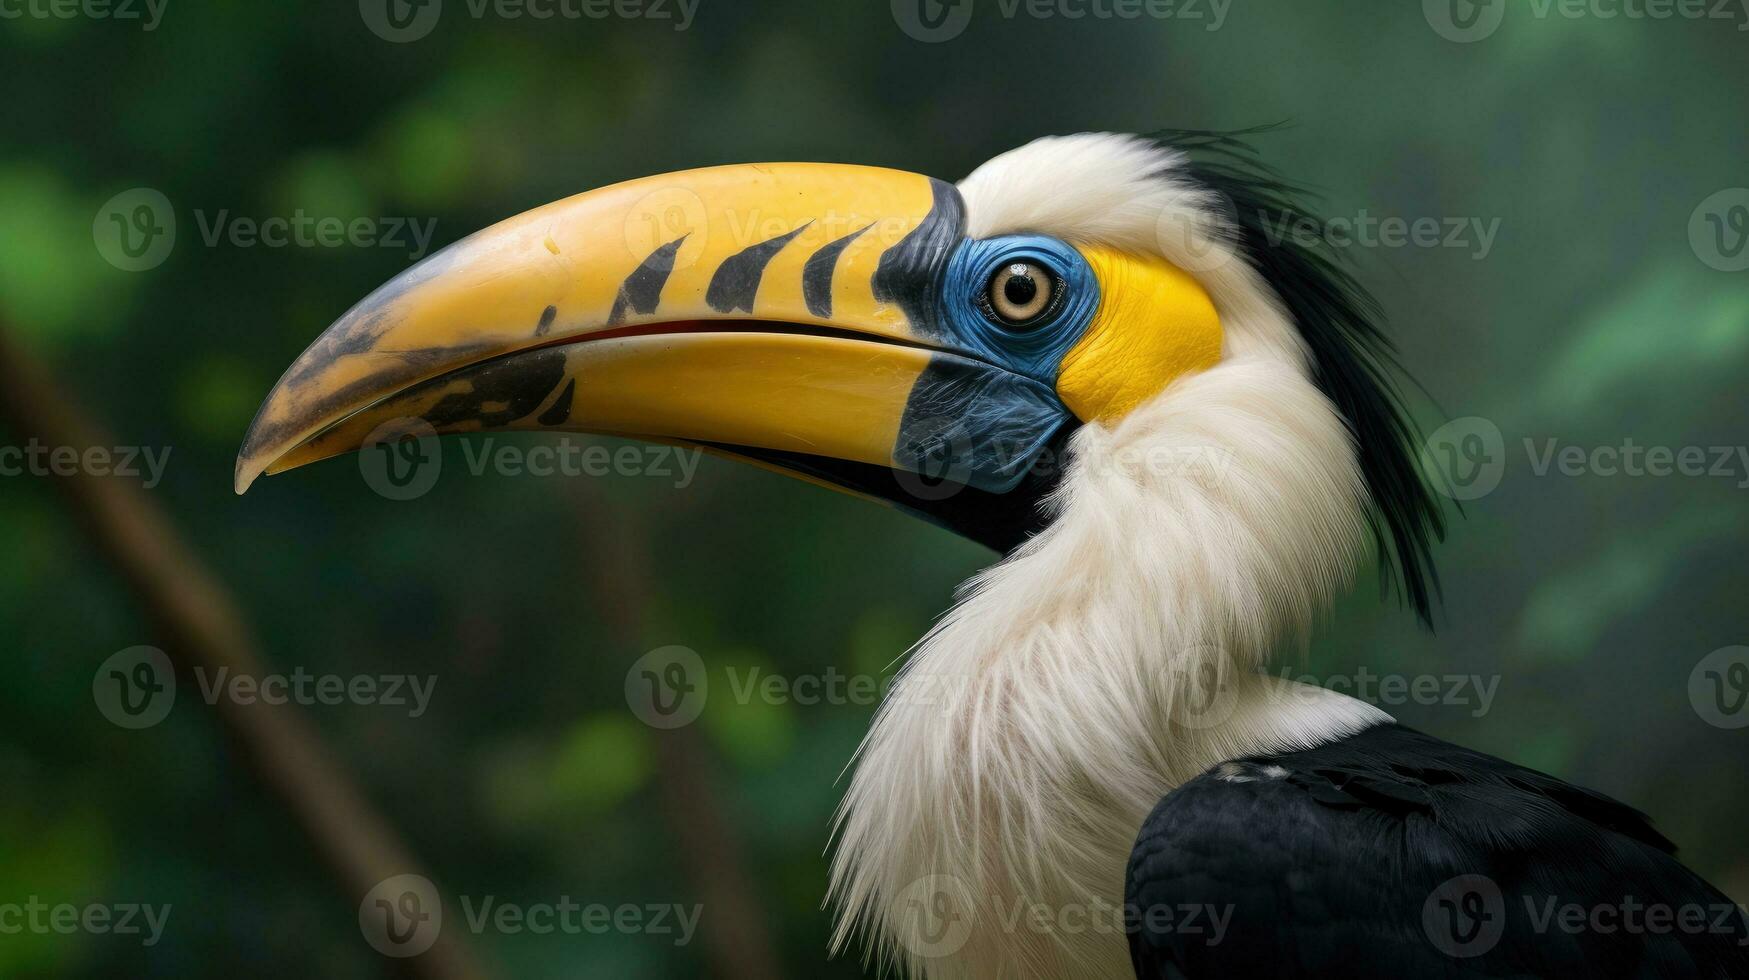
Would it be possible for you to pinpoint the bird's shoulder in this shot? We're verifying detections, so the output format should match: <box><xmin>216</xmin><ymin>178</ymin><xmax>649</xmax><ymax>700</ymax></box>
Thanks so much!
<box><xmin>1125</xmin><ymin>722</ymin><xmax>1749</xmax><ymax>979</ymax></box>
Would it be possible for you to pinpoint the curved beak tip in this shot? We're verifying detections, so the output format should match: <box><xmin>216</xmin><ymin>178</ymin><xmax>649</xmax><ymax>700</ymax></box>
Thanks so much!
<box><xmin>233</xmin><ymin>458</ymin><xmax>259</xmax><ymax>496</ymax></box>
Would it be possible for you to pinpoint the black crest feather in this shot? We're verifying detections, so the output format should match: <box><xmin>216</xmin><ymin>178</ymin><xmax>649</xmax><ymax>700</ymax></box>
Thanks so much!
<box><xmin>1149</xmin><ymin>128</ymin><xmax>1447</xmax><ymax>625</ymax></box>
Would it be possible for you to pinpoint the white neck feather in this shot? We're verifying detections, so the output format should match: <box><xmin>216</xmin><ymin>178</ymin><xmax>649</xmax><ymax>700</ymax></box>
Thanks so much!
<box><xmin>827</xmin><ymin>134</ymin><xmax>1396</xmax><ymax>980</ymax></box>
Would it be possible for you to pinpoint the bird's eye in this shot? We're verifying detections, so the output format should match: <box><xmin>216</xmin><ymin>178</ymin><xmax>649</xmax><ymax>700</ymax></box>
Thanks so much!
<box><xmin>982</xmin><ymin>261</ymin><xmax>1061</xmax><ymax>330</ymax></box>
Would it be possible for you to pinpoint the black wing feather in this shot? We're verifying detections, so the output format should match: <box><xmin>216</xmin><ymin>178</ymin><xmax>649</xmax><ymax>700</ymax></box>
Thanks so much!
<box><xmin>1127</xmin><ymin>724</ymin><xmax>1749</xmax><ymax>979</ymax></box>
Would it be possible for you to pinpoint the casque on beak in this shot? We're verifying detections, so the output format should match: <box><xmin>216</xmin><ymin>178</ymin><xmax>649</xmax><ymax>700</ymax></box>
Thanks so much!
<box><xmin>236</xmin><ymin>163</ymin><xmax>1072</xmax><ymax>546</ymax></box>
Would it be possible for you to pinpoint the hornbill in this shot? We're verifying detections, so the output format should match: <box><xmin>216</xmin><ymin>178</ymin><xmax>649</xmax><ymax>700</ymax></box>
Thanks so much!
<box><xmin>236</xmin><ymin>132</ymin><xmax>1748</xmax><ymax>978</ymax></box>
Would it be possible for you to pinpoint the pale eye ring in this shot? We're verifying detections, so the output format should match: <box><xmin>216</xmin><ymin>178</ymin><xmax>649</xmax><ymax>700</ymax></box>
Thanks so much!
<box><xmin>983</xmin><ymin>261</ymin><xmax>1061</xmax><ymax>329</ymax></box>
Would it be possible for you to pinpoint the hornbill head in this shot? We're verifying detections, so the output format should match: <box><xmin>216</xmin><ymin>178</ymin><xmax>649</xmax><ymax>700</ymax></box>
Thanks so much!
<box><xmin>238</xmin><ymin>132</ymin><xmax>1446</xmax><ymax>978</ymax></box>
<box><xmin>236</xmin><ymin>144</ymin><xmax>1229</xmax><ymax>549</ymax></box>
<box><xmin>237</xmin><ymin>133</ymin><xmax>1435</xmax><ymax>587</ymax></box>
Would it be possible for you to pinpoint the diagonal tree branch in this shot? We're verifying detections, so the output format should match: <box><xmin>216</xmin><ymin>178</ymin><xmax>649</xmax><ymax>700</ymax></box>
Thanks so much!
<box><xmin>0</xmin><ymin>326</ymin><xmax>486</xmax><ymax>980</ymax></box>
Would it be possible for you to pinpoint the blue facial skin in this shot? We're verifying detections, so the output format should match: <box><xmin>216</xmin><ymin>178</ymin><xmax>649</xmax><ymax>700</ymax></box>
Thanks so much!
<box><xmin>891</xmin><ymin>235</ymin><xmax>1101</xmax><ymax>496</ymax></box>
<box><xmin>938</xmin><ymin>234</ymin><xmax>1102</xmax><ymax>385</ymax></box>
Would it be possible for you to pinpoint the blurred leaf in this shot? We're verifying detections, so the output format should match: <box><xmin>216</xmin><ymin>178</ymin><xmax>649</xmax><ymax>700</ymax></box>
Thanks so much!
<box><xmin>375</xmin><ymin>108</ymin><xmax>473</xmax><ymax>210</ymax></box>
<box><xmin>174</xmin><ymin>357</ymin><xmax>261</xmax><ymax>445</ymax></box>
<box><xmin>1516</xmin><ymin>506</ymin><xmax>1737</xmax><ymax>661</ymax></box>
<box><xmin>0</xmin><ymin>802</ymin><xmax>111</xmax><ymax>975</ymax></box>
<box><xmin>268</xmin><ymin>152</ymin><xmax>376</xmax><ymax>236</ymax></box>
<box><xmin>0</xmin><ymin>168</ymin><xmax>127</xmax><ymax>344</ymax></box>
<box><xmin>1535</xmin><ymin>262</ymin><xmax>1749</xmax><ymax>424</ymax></box>
<box><xmin>702</xmin><ymin>652</ymin><xmax>797</xmax><ymax>770</ymax></box>
<box><xmin>548</xmin><ymin>714</ymin><xmax>653</xmax><ymax>815</ymax></box>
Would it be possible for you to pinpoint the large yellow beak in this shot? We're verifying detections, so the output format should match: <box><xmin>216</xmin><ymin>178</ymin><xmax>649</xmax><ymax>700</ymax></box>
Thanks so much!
<box><xmin>237</xmin><ymin>163</ymin><xmax>1072</xmax><ymax>540</ymax></box>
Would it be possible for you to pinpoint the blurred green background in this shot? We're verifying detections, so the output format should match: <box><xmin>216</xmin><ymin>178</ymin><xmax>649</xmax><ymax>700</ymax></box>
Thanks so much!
<box><xmin>2</xmin><ymin>0</ymin><xmax>1746</xmax><ymax>976</ymax></box>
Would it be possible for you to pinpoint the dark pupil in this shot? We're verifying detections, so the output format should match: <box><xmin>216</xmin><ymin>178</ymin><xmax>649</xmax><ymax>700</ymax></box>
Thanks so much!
<box><xmin>1002</xmin><ymin>267</ymin><xmax>1038</xmax><ymax>308</ymax></box>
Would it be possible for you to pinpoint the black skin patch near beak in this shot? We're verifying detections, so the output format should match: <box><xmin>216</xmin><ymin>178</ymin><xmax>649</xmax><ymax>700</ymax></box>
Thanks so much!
<box><xmin>710</xmin><ymin>429</ymin><xmax>1071</xmax><ymax>554</ymax></box>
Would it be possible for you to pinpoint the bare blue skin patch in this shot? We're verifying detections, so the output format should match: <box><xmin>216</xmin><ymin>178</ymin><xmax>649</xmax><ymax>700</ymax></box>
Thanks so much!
<box><xmin>888</xmin><ymin>233</ymin><xmax>1099</xmax><ymax>495</ymax></box>
<box><xmin>937</xmin><ymin>235</ymin><xmax>1100</xmax><ymax>383</ymax></box>
<box><xmin>894</xmin><ymin>356</ymin><xmax>1067</xmax><ymax>495</ymax></box>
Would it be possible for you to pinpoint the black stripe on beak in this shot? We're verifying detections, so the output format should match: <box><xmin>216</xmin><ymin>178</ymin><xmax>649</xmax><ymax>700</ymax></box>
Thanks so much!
<box><xmin>802</xmin><ymin>224</ymin><xmax>873</xmax><ymax>318</ymax></box>
<box><xmin>705</xmin><ymin>223</ymin><xmax>813</xmax><ymax>314</ymax></box>
<box><xmin>608</xmin><ymin>234</ymin><xmax>689</xmax><ymax>327</ymax></box>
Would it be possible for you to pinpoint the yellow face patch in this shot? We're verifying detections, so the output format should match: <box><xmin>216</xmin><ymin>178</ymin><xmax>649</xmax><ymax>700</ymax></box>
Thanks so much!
<box><xmin>1054</xmin><ymin>245</ymin><xmax>1223</xmax><ymax>423</ymax></box>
